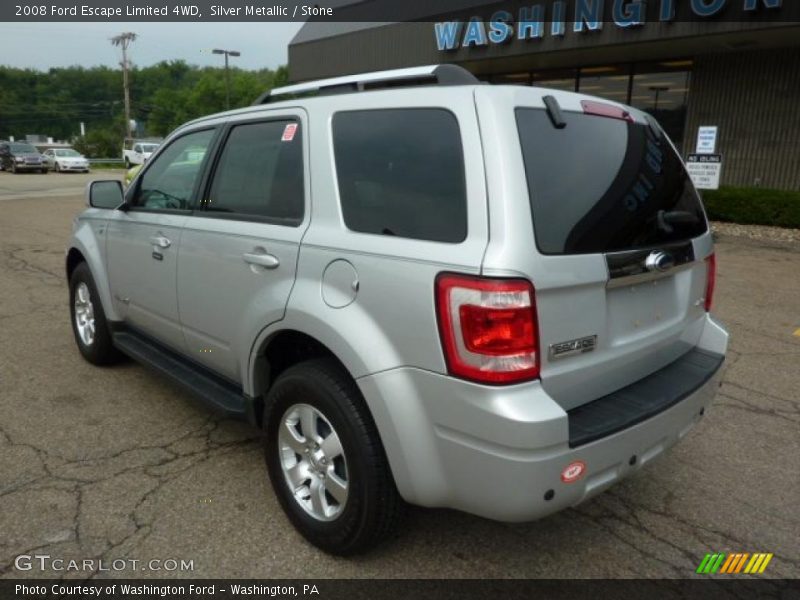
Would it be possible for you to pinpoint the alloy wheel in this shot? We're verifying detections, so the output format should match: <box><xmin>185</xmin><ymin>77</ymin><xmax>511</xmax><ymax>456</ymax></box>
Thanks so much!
<box><xmin>278</xmin><ymin>403</ymin><xmax>349</xmax><ymax>522</ymax></box>
<box><xmin>73</xmin><ymin>281</ymin><xmax>96</xmax><ymax>346</ymax></box>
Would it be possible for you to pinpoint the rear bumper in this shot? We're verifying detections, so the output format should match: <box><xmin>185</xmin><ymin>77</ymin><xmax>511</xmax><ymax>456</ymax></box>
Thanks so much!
<box><xmin>358</xmin><ymin>315</ymin><xmax>728</xmax><ymax>522</ymax></box>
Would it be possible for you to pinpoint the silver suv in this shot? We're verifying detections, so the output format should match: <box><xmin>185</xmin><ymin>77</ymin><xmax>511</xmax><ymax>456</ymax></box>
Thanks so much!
<box><xmin>67</xmin><ymin>65</ymin><xmax>728</xmax><ymax>555</ymax></box>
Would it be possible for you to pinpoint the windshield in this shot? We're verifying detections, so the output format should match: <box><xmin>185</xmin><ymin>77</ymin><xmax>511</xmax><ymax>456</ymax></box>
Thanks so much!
<box><xmin>141</xmin><ymin>144</ymin><xmax>159</xmax><ymax>153</ymax></box>
<box><xmin>516</xmin><ymin>108</ymin><xmax>707</xmax><ymax>255</ymax></box>
<box><xmin>56</xmin><ymin>149</ymin><xmax>81</xmax><ymax>157</ymax></box>
<box><xmin>10</xmin><ymin>143</ymin><xmax>38</xmax><ymax>154</ymax></box>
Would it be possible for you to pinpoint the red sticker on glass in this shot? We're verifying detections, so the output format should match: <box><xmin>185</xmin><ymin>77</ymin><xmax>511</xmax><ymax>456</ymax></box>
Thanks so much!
<box><xmin>281</xmin><ymin>123</ymin><xmax>298</xmax><ymax>142</ymax></box>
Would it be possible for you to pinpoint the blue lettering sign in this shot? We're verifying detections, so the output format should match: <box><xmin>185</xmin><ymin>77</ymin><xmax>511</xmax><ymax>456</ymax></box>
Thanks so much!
<box><xmin>613</xmin><ymin>0</ymin><xmax>645</xmax><ymax>26</ymax></box>
<box><xmin>574</xmin><ymin>0</ymin><xmax>604</xmax><ymax>32</ymax></box>
<box><xmin>434</xmin><ymin>21</ymin><xmax>462</xmax><ymax>51</ymax></box>
<box><xmin>432</xmin><ymin>0</ymin><xmax>784</xmax><ymax>51</ymax></box>
<box><xmin>744</xmin><ymin>0</ymin><xmax>782</xmax><ymax>10</ymax></box>
<box><xmin>691</xmin><ymin>0</ymin><xmax>726</xmax><ymax>17</ymax></box>
<box><xmin>517</xmin><ymin>5</ymin><xmax>544</xmax><ymax>40</ymax></box>
<box><xmin>489</xmin><ymin>11</ymin><xmax>514</xmax><ymax>44</ymax></box>
<box><xmin>462</xmin><ymin>18</ymin><xmax>488</xmax><ymax>47</ymax></box>
<box><xmin>659</xmin><ymin>0</ymin><xmax>676</xmax><ymax>20</ymax></box>
<box><xmin>552</xmin><ymin>1</ymin><xmax>567</xmax><ymax>36</ymax></box>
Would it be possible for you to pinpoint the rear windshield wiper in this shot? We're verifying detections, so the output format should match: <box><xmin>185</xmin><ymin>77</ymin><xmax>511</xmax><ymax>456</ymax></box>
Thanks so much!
<box><xmin>543</xmin><ymin>95</ymin><xmax>566</xmax><ymax>129</ymax></box>
<box><xmin>651</xmin><ymin>210</ymin><xmax>700</xmax><ymax>234</ymax></box>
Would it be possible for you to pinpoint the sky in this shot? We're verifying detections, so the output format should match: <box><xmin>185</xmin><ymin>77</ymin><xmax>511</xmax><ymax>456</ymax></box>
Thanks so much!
<box><xmin>0</xmin><ymin>22</ymin><xmax>303</xmax><ymax>71</ymax></box>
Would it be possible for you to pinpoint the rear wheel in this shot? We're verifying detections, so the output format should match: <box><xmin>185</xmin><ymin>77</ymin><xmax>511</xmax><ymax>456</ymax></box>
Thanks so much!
<box><xmin>263</xmin><ymin>359</ymin><xmax>402</xmax><ymax>555</ymax></box>
<box><xmin>69</xmin><ymin>262</ymin><xmax>122</xmax><ymax>365</ymax></box>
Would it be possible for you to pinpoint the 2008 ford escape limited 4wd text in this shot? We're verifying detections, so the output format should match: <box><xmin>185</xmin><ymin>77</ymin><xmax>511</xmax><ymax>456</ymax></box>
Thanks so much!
<box><xmin>66</xmin><ymin>65</ymin><xmax>728</xmax><ymax>555</ymax></box>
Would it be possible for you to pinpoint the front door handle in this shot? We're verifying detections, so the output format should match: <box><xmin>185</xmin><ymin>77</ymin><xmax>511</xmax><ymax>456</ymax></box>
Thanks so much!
<box><xmin>243</xmin><ymin>251</ymin><xmax>280</xmax><ymax>270</ymax></box>
<box><xmin>149</xmin><ymin>235</ymin><xmax>171</xmax><ymax>249</ymax></box>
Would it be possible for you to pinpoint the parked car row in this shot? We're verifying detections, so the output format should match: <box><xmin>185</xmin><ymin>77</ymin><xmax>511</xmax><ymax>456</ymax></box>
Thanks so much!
<box><xmin>0</xmin><ymin>141</ymin><xmax>89</xmax><ymax>173</ymax></box>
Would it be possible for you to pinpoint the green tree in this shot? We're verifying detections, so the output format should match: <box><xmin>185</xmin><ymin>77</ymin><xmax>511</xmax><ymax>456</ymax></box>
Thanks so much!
<box><xmin>0</xmin><ymin>62</ymin><xmax>287</xmax><ymax>148</ymax></box>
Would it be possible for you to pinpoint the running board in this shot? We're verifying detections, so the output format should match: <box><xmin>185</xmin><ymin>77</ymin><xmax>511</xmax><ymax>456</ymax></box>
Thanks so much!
<box><xmin>112</xmin><ymin>329</ymin><xmax>256</xmax><ymax>423</ymax></box>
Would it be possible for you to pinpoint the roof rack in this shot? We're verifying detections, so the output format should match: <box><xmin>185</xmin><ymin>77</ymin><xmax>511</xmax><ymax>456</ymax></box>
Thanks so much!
<box><xmin>253</xmin><ymin>64</ymin><xmax>479</xmax><ymax>105</ymax></box>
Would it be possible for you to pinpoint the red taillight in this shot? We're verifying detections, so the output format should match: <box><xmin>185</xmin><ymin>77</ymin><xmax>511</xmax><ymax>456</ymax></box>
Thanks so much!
<box><xmin>704</xmin><ymin>253</ymin><xmax>716</xmax><ymax>312</ymax></box>
<box><xmin>581</xmin><ymin>99</ymin><xmax>634</xmax><ymax>123</ymax></box>
<box><xmin>435</xmin><ymin>274</ymin><xmax>539</xmax><ymax>384</ymax></box>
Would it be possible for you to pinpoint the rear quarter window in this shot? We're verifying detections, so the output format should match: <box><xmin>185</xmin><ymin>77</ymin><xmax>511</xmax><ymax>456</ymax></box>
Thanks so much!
<box><xmin>332</xmin><ymin>108</ymin><xmax>467</xmax><ymax>243</ymax></box>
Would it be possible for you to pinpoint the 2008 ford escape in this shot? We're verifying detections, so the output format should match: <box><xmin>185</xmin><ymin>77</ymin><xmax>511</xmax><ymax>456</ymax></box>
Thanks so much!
<box><xmin>66</xmin><ymin>65</ymin><xmax>728</xmax><ymax>555</ymax></box>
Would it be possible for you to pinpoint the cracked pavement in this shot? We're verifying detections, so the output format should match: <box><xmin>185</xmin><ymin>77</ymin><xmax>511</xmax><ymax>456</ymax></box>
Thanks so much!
<box><xmin>0</xmin><ymin>172</ymin><xmax>798</xmax><ymax>579</ymax></box>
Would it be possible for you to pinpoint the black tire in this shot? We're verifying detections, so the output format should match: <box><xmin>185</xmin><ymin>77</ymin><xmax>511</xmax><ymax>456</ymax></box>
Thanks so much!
<box><xmin>263</xmin><ymin>359</ymin><xmax>402</xmax><ymax>555</ymax></box>
<box><xmin>69</xmin><ymin>262</ymin><xmax>123</xmax><ymax>366</ymax></box>
<box><xmin>124</xmin><ymin>158</ymin><xmax>131</xmax><ymax>169</ymax></box>
<box><xmin>55</xmin><ymin>162</ymin><xmax>61</xmax><ymax>172</ymax></box>
<box><xmin>41</xmin><ymin>167</ymin><xmax>48</xmax><ymax>174</ymax></box>
<box><xmin>10</xmin><ymin>162</ymin><xmax>16</xmax><ymax>174</ymax></box>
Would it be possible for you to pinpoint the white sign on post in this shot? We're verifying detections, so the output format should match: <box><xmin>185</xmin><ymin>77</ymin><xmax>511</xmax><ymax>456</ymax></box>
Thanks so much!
<box><xmin>686</xmin><ymin>154</ymin><xmax>723</xmax><ymax>190</ymax></box>
<box><xmin>696</xmin><ymin>126</ymin><xmax>718</xmax><ymax>154</ymax></box>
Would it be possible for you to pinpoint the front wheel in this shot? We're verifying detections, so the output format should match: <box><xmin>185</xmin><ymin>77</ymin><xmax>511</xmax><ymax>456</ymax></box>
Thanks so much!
<box><xmin>124</xmin><ymin>158</ymin><xmax>131</xmax><ymax>169</ymax></box>
<box><xmin>69</xmin><ymin>262</ymin><xmax>123</xmax><ymax>365</ymax></box>
<box><xmin>263</xmin><ymin>359</ymin><xmax>402</xmax><ymax>555</ymax></box>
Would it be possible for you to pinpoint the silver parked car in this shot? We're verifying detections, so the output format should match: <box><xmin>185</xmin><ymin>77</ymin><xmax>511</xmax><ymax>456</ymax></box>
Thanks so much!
<box><xmin>42</xmin><ymin>148</ymin><xmax>90</xmax><ymax>172</ymax></box>
<box><xmin>66</xmin><ymin>65</ymin><xmax>728</xmax><ymax>555</ymax></box>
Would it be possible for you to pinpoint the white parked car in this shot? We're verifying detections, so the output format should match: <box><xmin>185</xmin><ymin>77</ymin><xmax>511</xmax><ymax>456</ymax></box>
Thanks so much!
<box><xmin>42</xmin><ymin>148</ymin><xmax>90</xmax><ymax>173</ymax></box>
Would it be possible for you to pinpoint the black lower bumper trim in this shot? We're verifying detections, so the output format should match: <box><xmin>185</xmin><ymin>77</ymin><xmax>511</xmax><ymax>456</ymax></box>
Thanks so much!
<box><xmin>567</xmin><ymin>349</ymin><xmax>724</xmax><ymax>448</ymax></box>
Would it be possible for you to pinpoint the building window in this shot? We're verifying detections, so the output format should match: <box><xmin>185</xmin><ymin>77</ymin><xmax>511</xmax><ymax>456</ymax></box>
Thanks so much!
<box><xmin>576</xmin><ymin>65</ymin><xmax>631</xmax><ymax>104</ymax></box>
<box><xmin>630</xmin><ymin>61</ymin><xmax>692</xmax><ymax>147</ymax></box>
<box><xmin>492</xmin><ymin>60</ymin><xmax>693</xmax><ymax>147</ymax></box>
<box><xmin>532</xmin><ymin>68</ymin><xmax>578</xmax><ymax>92</ymax></box>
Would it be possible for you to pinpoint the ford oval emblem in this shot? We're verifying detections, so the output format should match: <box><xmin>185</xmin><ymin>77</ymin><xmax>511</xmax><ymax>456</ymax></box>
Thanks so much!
<box><xmin>561</xmin><ymin>460</ymin><xmax>587</xmax><ymax>484</ymax></box>
<box><xmin>645</xmin><ymin>251</ymin><xmax>675</xmax><ymax>273</ymax></box>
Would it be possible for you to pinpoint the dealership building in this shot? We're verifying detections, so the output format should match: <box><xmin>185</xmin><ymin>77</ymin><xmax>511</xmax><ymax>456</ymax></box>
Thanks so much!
<box><xmin>288</xmin><ymin>1</ymin><xmax>800</xmax><ymax>190</ymax></box>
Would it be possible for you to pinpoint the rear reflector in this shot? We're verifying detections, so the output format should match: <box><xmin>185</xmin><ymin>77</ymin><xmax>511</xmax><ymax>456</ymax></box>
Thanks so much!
<box><xmin>435</xmin><ymin>274</ymin><xmax>539</xmax><ymax>384</ymax></box>
<box><xmin>705</xmin><ymin>253</ymin><xmax>716</xmax><ymax>312</ymax></box>
<box><xmin>581</xmin><ymin>100</ymin><xmax>634</xmax><ymax>123</ymax></box>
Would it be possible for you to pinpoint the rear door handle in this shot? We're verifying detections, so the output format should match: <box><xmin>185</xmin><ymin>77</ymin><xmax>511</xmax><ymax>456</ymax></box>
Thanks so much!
<box><xmin>243</xmin><ymin>251</ymin><xmax>280</xmax><ymax>269</ymax></box>
<box><xmin>149</xmin><ymin>235</ymin><xmax>171</xmax><ymax>249</ymax></box>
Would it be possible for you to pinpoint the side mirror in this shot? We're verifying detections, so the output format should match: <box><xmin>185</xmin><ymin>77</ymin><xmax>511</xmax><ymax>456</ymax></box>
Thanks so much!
<box><xmin>86</xmin><ymin>180</ymin><xmax>125</xmax><ymax>210</ymax></box>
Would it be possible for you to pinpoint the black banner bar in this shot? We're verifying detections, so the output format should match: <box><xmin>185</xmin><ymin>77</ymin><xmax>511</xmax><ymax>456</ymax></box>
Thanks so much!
<box><xmin>3</xmin><ymin>0</ymin><xmax>800</xmax><ymax>23</ymax></box>
<box><xmin>2</xmin><ymin>579</ymin><xmax>800</xmax><ymax>600</ymax></box>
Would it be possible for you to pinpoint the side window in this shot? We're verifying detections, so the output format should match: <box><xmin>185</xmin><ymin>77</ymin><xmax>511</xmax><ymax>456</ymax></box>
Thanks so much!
<box><xmin>134</xmin><ymin>144</ymin><xmax>142</xmax><ymax>153</ymax></box>
<box><xmin>205</xmin><ymin>120</ymin><xmax>304</xmax><ymax>223</ymax></box>
<box><xmin>332</xmin><ymin>108</ymin><xmax>467</xmax><ymax>243</ymax></box>
<box><xmin>131</xmin><ymin>129</ymin><xmax>214</xmax><ymax>211</ymax></box>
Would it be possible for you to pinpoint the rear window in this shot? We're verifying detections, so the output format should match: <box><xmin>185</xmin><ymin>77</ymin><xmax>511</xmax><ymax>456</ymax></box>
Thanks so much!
<box><xmin>516</xmin><ymin>108</ymin><xmax>707</xmax><ymax>255</ymax></box>
<box><xmin>332</xmin><ymin>108</ymin><xmax>467</xmax><ymax>243</ymax></box>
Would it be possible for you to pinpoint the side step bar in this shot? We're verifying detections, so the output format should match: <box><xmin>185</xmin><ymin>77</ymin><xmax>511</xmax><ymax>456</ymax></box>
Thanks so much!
<box><xmin>112</xmin><ymin>328</ymin><xmax>258</xmax><ymax>424</ymax></box>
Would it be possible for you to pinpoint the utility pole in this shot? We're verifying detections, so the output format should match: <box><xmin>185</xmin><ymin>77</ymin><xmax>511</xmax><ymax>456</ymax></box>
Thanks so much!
<box><xmin>212</xmin><ymin>48</ymin><xmax>241</xmax><ymax>110</ymax></box>
<box><xmin>111</xmin><ymin>32</ymin><xmax>137</xmax><ymax>139</ymax></box>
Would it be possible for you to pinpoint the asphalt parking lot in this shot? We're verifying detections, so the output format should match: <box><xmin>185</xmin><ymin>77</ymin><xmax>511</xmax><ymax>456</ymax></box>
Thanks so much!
<box><xmin>1</xmin><ymin>171</ymin><xmax>798</xmax><ymax>579</ymax></box>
